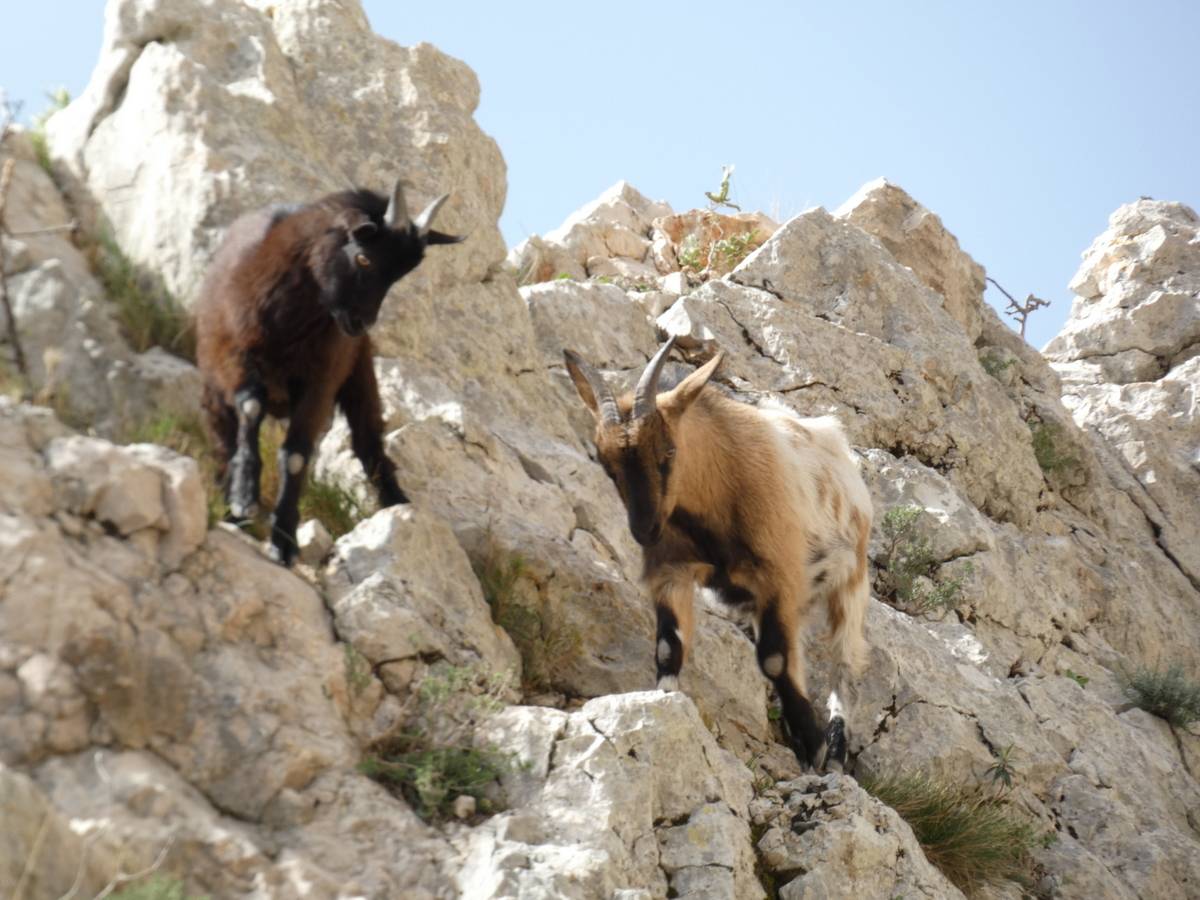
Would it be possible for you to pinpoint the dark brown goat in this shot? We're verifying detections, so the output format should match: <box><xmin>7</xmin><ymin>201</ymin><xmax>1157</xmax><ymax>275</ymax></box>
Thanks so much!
<box><xmin>195</xmin><ymin>180</ymin><xmax>462</xmax><ymax>564</ymax></box>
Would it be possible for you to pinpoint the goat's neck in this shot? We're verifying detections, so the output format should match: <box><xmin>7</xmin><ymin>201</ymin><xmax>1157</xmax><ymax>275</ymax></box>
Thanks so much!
<box><xmin>671</xmin><ymin>400</ymin><xmax>743</xmax><ymax>527</ymax></box>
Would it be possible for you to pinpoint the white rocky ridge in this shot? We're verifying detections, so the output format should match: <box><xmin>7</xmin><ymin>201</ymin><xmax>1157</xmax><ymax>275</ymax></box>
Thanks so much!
<box><xmin>0</xmin><ymin>0</ymin><xmax>1197</xmax><ymax>897</ymax></box>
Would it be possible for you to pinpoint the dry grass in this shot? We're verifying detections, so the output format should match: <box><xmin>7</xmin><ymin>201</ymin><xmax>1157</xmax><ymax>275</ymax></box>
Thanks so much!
<box><xmin>860</xmin><ymin>772</ymin><xmax>1041</xmax><ymax>895</ymax></box>
<box><xmin>1122</xmin><ymin>661</ymin><xmax>1200</xmax><ymax>727</ymax></box>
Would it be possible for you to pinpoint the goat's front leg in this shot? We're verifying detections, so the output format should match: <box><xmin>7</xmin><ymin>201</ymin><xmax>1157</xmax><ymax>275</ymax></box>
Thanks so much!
<box><xmin>268</xmin><ymin>381</ymin><xmax>335</xmax><ymax>566</ymax></box>
<box><xmin>226</xmin><ymin>378</ymin><xmax>266</xmax><ymax>519</ymax></box>
<box><xmin>758</xmin><ymin>599</ymin><xmax>824</xmax><ymax>769</ymax></box>
<box><xmin>647</xmin><ymin>566</ymin><xmax>697</xmax><ymax>691</ymax></box>
<box><xmin>337</xmin><ymin>341</ymin><xmax>407</xmax><ymax>507</ymax></box>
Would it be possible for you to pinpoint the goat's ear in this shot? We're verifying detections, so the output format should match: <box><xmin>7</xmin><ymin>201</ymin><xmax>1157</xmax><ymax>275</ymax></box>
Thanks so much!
<box><xmin>663</xmin><ymin>352</ymin><xmax>723</xmax><ymax>415</ymax></box>
<box><xmin>424</xmin><ymin>229</ymin><xmax>467</xmax><ymax>246</ymax></box>
<box><xmin>563</xmin><ymin>349</ymin><xmax>600</xmax><ymax>417</ymax></box>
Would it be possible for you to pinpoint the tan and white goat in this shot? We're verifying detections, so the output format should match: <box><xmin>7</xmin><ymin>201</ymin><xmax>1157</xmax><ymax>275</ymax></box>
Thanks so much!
<box><xmin>564</xmin><ymin>337</ymin><xmax>871</xmax><ymax>768</ymax></box>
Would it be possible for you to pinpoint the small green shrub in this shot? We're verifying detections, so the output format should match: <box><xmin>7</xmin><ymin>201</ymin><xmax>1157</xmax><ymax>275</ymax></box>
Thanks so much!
<box><xmin>92</xmin><ymin>231</ymin><xmax>195</xmax><ymax>360</ymax></box>
<box><xmin>1121</xmin><ymin>662</ymin><xmax>1200</xmax><ymax>727</ymax></box>
<box><xmin>361</xmin><ymin>665</ymin><xmax>513</xmax><ymax>820</ymax></box>
<box><xmin>361</xmin><ymin>741</ymin><xmax>510</xmax><ymax>820</ymax></box>
<box><xmin>878</xmin><ymin>505</ymin><xmax>971</xmax><ymax>614</ymax></box>
<box><xmin>554</xmin><ymin>272</ymin><xmax>575</xmax><ymax>281</ymax></box>
<box><xmin>1028</xmin><ymin>421</ymin><xmax>1078</xmax><ymax>475</ymax></box>
<box><xmin>711</xmin><ymin>230</ymin><xmax>758</xmax><ymax>269</ymax></box>
<box><xmin>476</xmin><ymin>547</ymin><xmax>581</xmax><ymax>692</ymax></box>
<box><xmin>861</xmin><ymin>773</ymin><xmax>1042</xmax><ymax>895</ymax></box>
<box><xmin>984</xmin><ymin>744</ymin><xmax>1017</xmax><ymax>792</ymax></box>
<box><xmin>112</xmin><ymin>875</ymin><xmax>207</xmax><ymax>900</ymax></box>
<box><xmin>979</xmin><ymin>350</ymin><xmax>1016</xmax><ymax>379</ymax></box>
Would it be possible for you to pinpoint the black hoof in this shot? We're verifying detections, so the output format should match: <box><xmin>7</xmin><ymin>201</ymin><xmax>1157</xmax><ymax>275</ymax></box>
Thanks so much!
<box><xmin>821</xmin><ymin>716</ymin><xmax>848</xmax><ymax>773</ymax></box>
<box><xmin>269</xmin><ymin>528</ymin><xmax>298</xmax><ymax>567</ymax></box>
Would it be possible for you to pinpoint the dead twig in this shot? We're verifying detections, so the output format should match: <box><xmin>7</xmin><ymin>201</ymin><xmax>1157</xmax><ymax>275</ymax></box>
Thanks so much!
<box><xmin>987</xmin><ymin>276</ymin><xmax>1050</xmax><ymax>339</ymax></box>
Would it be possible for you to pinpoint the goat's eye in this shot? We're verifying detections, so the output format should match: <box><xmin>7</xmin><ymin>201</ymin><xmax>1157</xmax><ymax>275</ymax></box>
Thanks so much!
<box><xmin>355</xmin><ymin>253</ymin><xmax>372</xmax><ymax>269</ymax></box>
<box><xmin>665</xmin><ymin>447</ymin><xmax>676</xmax><ymax>459</ymax></box>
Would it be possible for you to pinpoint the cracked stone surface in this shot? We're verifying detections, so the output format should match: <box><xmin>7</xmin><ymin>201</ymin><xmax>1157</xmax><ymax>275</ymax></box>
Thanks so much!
<box><xmin>1045</xmin><ymin>199</ymin><xmax>1200</xmax><ymax>588</ymax></box>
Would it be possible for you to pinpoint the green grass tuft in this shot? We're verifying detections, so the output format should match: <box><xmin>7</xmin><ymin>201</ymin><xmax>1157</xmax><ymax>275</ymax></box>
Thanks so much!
<box><xmin>91</xmin><ymin>230</ymin><xmax>195</xmax><ymax>361</ymax></box>
<box><xmin>861</xmin><ymin>773</ymin><xmax>1042</xmax><ymax>895</ymax></box>
<box><xmin>1121</xmin><ymin>661</ymin><xmax>1200</xmax><ymax>727</ymax></box>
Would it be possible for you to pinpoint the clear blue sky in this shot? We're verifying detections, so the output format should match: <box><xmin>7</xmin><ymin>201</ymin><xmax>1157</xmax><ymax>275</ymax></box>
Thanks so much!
<box><xmin>3</xmin><ymin>1</ymin><xmax>1198</xmax><ymax>349</ymax></box>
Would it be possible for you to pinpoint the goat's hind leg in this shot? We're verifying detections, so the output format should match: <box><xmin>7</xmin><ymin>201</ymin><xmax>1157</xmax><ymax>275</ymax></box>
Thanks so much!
<box><xmin>820</xmin><ymin>576</ymin><xmax>869</xmax><ymax>772</ymax></box>
<box><xmin>268</xmin><ymin>382</ymin><xmax>335</xmax><ymax>566</ymax></box>
<box><xmin>226</xmin><ymin>378</ymin><xmax>266</xmax><ymax>520</ymax></box>
<box><xmin>758</xmin><ymin>601</ymin><xmax>825</xmax><ymax>769</ymax></box>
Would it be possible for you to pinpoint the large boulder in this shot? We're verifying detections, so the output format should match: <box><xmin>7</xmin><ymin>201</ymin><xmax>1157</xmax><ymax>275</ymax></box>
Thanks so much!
<box><xmin>1046</xmin><ymin>199</ymin><xmax>1200</xmax><ymax>587</ymax></box>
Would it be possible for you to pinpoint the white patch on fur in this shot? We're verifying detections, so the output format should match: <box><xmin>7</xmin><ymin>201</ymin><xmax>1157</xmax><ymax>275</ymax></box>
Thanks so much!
<box><xmin>827</xmin><ymin>689</ymin><xmax>845</xmax><ymax>721</ymax></box>
<box><xmin>762</xmin><ymin>653</ymin><xmax>784</xmax><ymax>678</ymax></box>
<box><xmin>657</xmin><ymin>639</ymin><xmax>672</xmax><ymax>664</ymax></box>
<box><xmin>241</xmin><ymin>398</ymin><xmax>261</xmax><ymax>419</ymax></box>
<box><xmin>656</xmin><ymin>675</ymin><xmax>679</xmax><ymax>692</ymax></box>
<box><xmin>287</xmin><ymin>452</ymin><xmax>306</xmax><ymax>475</ymax></box>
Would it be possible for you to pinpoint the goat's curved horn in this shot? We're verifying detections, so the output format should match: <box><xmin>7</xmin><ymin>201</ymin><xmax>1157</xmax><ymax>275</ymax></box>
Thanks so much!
<box><xmin>413</xmin><ymin>193</ymin><xmax>450</xmax><ymax>237</ymax></box>
<box><xmin>384</xmin><ymin>179</ymin><xmax>410</xmax><ymax>229</ymax></box>
<box><xmin>566</xmin><ymin>350</ymin><xmax>621</xmax><ymax>426</ymax></box>
<box><xmin>633</xmin><ymin>336</ymin><xmax>676</xmax><ymax>419</ymax></box>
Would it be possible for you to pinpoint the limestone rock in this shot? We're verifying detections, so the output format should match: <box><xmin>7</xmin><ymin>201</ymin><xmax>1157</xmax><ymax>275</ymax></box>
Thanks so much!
<box><xmin>837</xmin><ymin>178</ymin><xmax>986</xmax><ymax>341</ymax></box>
<box><xmin>1046</xmin><ymin>200</ymin><xmax>1200</xmax><ymax>588</ymax></box>
<box><xmin>751</xmin><ymin>773</ymin><xmax>965</xmax><ymax>899</ymax></box>
<box><xmin>322</xmin><ymin>505</ymin><xmax>521</xmax><ymax>681</ymax></box>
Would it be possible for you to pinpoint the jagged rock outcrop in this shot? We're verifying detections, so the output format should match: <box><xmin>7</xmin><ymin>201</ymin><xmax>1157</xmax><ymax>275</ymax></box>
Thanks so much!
<box><xmin>1045</xmin><ymin>199</ymin><xmax>1200</xmax><ymax>589</ymax></box>
<box><xmin>1</xmin><ymin>0</ymin><xmax>1197</xmax><ymax>897</ymax></box>
<box><xmin>0</xmin><ymin>130</ymin><xmax>198</xmax><ymax>435</ymax></box>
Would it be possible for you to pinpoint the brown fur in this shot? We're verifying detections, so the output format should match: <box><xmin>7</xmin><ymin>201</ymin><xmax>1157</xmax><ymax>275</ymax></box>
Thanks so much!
<box><xmin>566</xmin><ymin>345</ymin><xmax>872</xmax><ymax>768</ymax></box>
<box><xmin>194</xmin><ymin>188</ymin><xmax>452</xmax><ymax>564</ymax></box>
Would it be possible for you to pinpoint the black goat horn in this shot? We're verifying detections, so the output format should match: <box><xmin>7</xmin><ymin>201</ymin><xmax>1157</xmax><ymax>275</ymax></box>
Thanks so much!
<box><xmin>414</xmin><ymin>193</ymin><xmax>450</xmax><ymax>237</ymax></box>
<box><xmin>384</xmin><ymin>178</ymin><xmax>410</xmax><ymax>229</ymax></box>
<box><xmin>633</xmin><ymin>336</ymin><xmax>676</xmax><ymax>419</ymax></box>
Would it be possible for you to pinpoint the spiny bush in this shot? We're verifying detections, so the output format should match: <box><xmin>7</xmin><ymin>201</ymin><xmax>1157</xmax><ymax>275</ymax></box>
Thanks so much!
<box><xmin>1121</xmin><ymin>661</ymin><xmax>1200</xmax><ymax>727</ymax></box>
<box><xmin>861</xmin><ymin>772</ymin><xmax>1042</xmax><ymax>895</ymax></box>
<box><xmin>878</xmin><ymin>505</ymin><xmax>971</xmax><ymax>614</ymax></box>
<box><xmin>476</xmin><ymin>546</ymin><xmax>581</xmax><ymax>692</ymax></box>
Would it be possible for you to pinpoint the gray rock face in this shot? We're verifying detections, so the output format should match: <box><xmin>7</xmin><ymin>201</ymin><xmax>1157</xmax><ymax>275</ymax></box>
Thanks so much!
<box><xmin>1046</xmin><ymin>199</ymin><xmax>1200</xmax><ymax>588</ymax></box>
<box><xmin>751</xmin><ymin>774</ymin><xmax>965</xmax><ymax>899</ymax></box>
<box><xmin>0</xmin><ymin>130</ymin><xmax>198</xmax><ymax>436</ymax></box>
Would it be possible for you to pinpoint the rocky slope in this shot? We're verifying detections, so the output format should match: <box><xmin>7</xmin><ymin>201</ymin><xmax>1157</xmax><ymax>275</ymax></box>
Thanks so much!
<box><xmin>1</xmin><ymin>0</ymin><xmax>1198</xmax><ymax>898</ymax></box>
